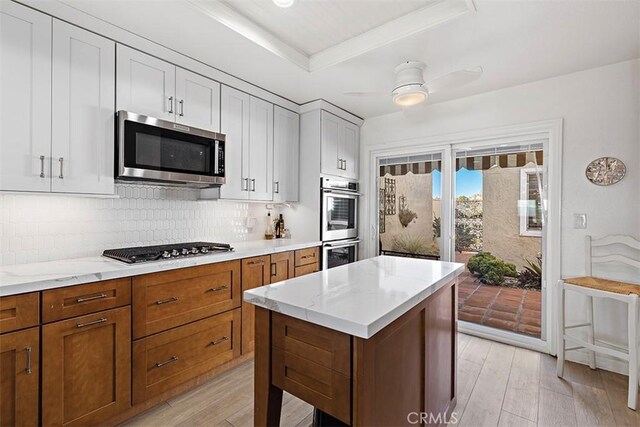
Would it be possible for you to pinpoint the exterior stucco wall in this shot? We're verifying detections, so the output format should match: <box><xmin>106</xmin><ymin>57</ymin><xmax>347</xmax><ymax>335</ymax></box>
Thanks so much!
<box><xmin>482</xmin><ymin>163</ymin><xmax>541</xmax><ymax>270</ymax></box>
<box><xmin>379</xmin><ymin>172</ymin><xmax>434</xmax><ymax>253</ymax></box>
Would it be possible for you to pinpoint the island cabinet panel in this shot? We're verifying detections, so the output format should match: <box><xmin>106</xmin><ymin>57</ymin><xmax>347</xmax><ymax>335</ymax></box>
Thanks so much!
<box><xmin>0</xmin><ymin>292</ymin><xmax>39</xmax><ymax>334</ymax></box>
<box><xmin>42</xmin><ymin>277</ymin><xmax>131</xmax><ymax>323</ymax></box>
<box><xmin>241</xmin><ymin>256</ymin><xmax>271</xmax><ymax>354</ymax></box>
<box><xmin>270</xmin><ymin>251</ymin><xmax>295</xmax><ymax>283</ymax></box>
<box><xmin>42</xmin><ymin>306</ymin><xmax>131</xmax><ymax>427</ymax></box>
<box><xmin>271</xmin><ymin>313</ymin><xmax>351</xmax><ymax>424</ymax></box>
<box><xmin>132</xmin><ymin>260</ymin><xmax>241</xmax><ymax>339</ymax></box>
<box><xmin>352</xmin><ymin>279</ymin><xmax>458</xmax><ymax>426</ymax></box>
<box><xmin>132</xmin><ymin>308</ymin><xmax>241</xmax><ymax>404</ymax></box>
<box><xmin>0</xmin><ymin>327</ymin><xmax>39</xmax><ymax>427</ymax></box>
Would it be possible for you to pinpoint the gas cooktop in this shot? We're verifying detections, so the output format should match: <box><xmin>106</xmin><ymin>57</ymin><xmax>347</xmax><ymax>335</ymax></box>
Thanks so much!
<box><xmin>102</xmin><ymin>242</ymin><xmax>233</xmax><ymax>264</ymax></box>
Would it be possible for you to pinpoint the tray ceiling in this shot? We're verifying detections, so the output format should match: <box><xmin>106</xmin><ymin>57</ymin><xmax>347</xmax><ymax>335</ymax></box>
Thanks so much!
<box><xmin>188</xmin><ymin>0</ymin><xmax>474</xmax><ymax>71</ymax></box>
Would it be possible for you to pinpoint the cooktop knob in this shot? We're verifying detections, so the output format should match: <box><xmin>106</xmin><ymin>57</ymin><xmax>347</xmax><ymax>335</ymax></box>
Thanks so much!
<box><xmin>181</xmin><ymin>248</ymin><xmax>189</xmax><ymax>255</ymax></box>
<box><xmin>191</xmin><ymin>247</ymin><xmax>199</xmax><ymax>254</ymax></box>
<box><xmin>171</xmin><ymin>249</ymin><xmax>179</xmax><ymax>256</ymax></box>
<box><xmin>162</xmin><ymin>251</ymin><xmax>171</xmax><ymax>258</ymax></box>
<box><xmin>201</xmin><ymin>247</ymin><xmax>209</xmax><ymax>253</ymax></box>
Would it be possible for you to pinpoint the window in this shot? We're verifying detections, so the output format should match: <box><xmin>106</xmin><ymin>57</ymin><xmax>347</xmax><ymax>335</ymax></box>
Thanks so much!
<box><xmin>520</xmin><ymin>168</ymin><xmax>543</xmax><ymax>236</ymax></box>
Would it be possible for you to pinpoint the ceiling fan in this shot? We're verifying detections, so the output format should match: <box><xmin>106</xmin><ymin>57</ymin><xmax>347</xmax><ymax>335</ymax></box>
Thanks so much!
<box><xmin>344</xmin><ymin>61</ymin><xmax>483</xmax><ymax>107</ymax></box>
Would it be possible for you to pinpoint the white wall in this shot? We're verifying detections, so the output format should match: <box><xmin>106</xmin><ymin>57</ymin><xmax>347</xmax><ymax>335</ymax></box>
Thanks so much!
<box><xmin>360</xmin><ymin>59</ymin><xmax>640</xmax><ymax>371</ymax></box>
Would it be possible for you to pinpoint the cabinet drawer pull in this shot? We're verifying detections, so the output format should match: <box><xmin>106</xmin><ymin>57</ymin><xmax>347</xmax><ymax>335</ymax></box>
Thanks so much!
<box><xmin>247</xmin><ymin>260</ymin><xmax>265</xmax><ymax>266</ymax></box>
<box><xmin>155</xmin><ymin>297</ymin><xmax>179</xmax><ymax>305</ymax></box>
<box><xmin>76</xmin><ymin>317</ymin><xmax>107</xmax><ymax>328</ymax></box>
<box><xmin>76</xmin><ymin>293</ymin><xmax>107</xmax><ymax>303</ymax></box>
<box><xmin>207</xmin><ymin>285</ymin><xmax>229</xmax><ymax>292</ymax></box>
<box><xmin>301</xmin><ymin>254</ymin><xmax>316</xmax><ymax>260</ymax></box>
<box><xmin>155</xmin><ymin>355</ymin><xmax>178</xmax><ymax>368</ymax></box>
<box><xmin>25</xmin><ymin>346</ymin><xmax>32</xmax><ymax>374</ymax></box>
<box><xmin>210</xmin><ymin>336</ymin><xmax>229</xmax><ymax>346</ymax></box>
<box><xmin>39</xmin><ymin>155</ymin><xmax>45</xmax><ymax>178</ymax></box>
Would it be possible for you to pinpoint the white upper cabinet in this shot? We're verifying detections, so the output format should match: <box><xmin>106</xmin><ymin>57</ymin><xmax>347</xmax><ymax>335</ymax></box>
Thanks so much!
<box><xmin>218</xmin><ymin>85</ymin><xmax>276</xmax><ymax>202</ymax></box>
<box><xmin>320</xmin><ymin>111</ymin><xmax>360</xmax><ymax>180</ymax></box>
<box><xmin>116</xmin><ymin>45</ymin><xmax>176</xmax><ymax>121</ymax></box>
<box><xmin>175</xmin><ymin>68</ymin><xmax>221</xmax><ymax>132</ymax></box>
<box><xmin>273</xmin><ymin>106</ymin><xmax>299</xmax><ymax>203</ymax></box>
<box><xmin>341</xmin><ymin>120</ymin><xmax>360</xmax><ymax>180</ymax></box>
<box><xmin>51</xmin><ymin>20</ymin><xmax>115</xmax><ymax>195</ymax></box>
<box><xmin>219</xmin><ymin>86</ymin><xmax>250</xmax><ymax>200</ymax></box>
<box><xmin>248</xmin><ymin>97</ymin><xmax>274</xmax><ymax>201</ymax></box>
<box><xmin>0</xmin><ymin>2</ymin><xmax>52</xmax><ymax>192</ymax></box>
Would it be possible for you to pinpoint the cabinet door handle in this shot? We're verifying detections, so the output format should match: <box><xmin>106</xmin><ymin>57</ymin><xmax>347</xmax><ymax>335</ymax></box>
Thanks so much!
<box><xmin>242</xmin><ymin>178</ymin><xmax>248</xmax><ymax>191</ymax></box>
<box><xmin>155</xmin><ymin>296</ymin><xmax>178</xmax><ymax>305</ymax></box>
<box><xmin>270</xmin><ymin>262</ymin><xmax>276</xmax><ymax>276</ymax></box>
<box><xmin>76</xmin><ymin>317</ymin><xmax>107</xmax><ymax>328</ymax></box>
<box><xmin>58</xmin><ymin>157</ymin><xmax>64</xmax><ymax>179</ymax></box>
<box><xmin>337</xmin><ymin>158</ymin><xmax>342</xmax><ymax>169</ymax></box>
<box><xmin>76</xmin><ymin>293</ymin><xmax>107</xmax><ymax>303</ymax></box>
<box><xmin>168</xmin><ymin>96</ymin><xmax>174</xmax><ymax>114</ymax></box>
<box><xmin>155</xmin><ymin>355</ymin><xmax>178</xmax><ymax>368</ymax></box>
<box><xmin>210</xmin><ymin>336</ymin><xmax>229</xmax><ymax>346</ymax></box>
<box><xmin>25</xmin><ymin>347</ymin><xmax>32</xmax><ymax>374</ymax></box>
<box><xmin>251</xmin><ymin>179</ymin><xmax>256</xmax><ymax>192</ymax></box>
<box><xmin>39</xmin><ymin>155</ymin><xmax>45</xmax><ymax>178</ymax></box>
<box><xmin>274</xmin><ymin>181</ymin><xmax>279</xmax><ymax>194</ymax></box>
<box><xmin>343</xmin><ymin>159</ymin><xmax>347</xmax><ymax>170</ymax></box>
<box><xmin>208</xmin><ymin>285</ymin><xmax>229</xmax><ymax>292</ymax></box>
<box><xmin>179</xmin><ymin>99</ymin><xmax>184</xmax><ymax>117</ymax></box>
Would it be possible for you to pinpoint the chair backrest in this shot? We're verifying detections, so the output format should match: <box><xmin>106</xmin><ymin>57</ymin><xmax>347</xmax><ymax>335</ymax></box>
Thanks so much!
<box><xmin>585</xmin><ymin>234</ymin><xmax>640</xmax><ymax>276</ymax></box>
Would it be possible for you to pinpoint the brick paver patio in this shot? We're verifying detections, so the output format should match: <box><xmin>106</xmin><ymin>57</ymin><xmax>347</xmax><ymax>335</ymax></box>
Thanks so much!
<box><xmin>458</xmin><ymin>269</ymin><xmax>542</xmax><ymax>337</ymax></box>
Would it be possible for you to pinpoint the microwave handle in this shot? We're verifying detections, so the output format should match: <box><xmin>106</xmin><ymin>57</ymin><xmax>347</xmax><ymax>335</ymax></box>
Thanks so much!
<box><xmin>323</xmin><ymin>239</ymin><xmax>361</xmax><ymax>249</ymax></box>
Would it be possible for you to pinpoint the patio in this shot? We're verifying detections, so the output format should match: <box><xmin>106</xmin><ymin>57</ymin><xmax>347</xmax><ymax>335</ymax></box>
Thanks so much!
<box><xmin>458</xmin><ymin>269</ymin><xmax>542</xmax><ymax>337</ymax></box>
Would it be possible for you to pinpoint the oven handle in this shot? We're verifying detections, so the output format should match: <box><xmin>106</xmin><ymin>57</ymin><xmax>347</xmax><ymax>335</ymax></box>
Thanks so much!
<box><xmin>323</xmin><ymin>239</ymin><xmax>361</xmax><ymax>249</ymax></box>
<box><xmin>322</xmin><ymin>188</ymin><xmax>362</xmax><ymax>196</ymax></box>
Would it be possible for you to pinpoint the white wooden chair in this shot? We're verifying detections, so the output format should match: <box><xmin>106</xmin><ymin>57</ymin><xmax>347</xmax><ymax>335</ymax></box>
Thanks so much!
<box><xmin>556</xmin><ymin>234</ymin><xmax>640</xmax><ymax>410</ymax></box>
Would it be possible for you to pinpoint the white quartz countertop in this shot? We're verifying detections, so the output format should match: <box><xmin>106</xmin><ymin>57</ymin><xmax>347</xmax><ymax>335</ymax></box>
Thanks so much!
<box><xmin>0</xmin><ymin>239</ymin><xmax>321</xmax><ymax>296</ymax></box>
<box><xmin>243</xmin><ymin>256</ymin><xmax>464</xmax><ymax>339</ymax></box>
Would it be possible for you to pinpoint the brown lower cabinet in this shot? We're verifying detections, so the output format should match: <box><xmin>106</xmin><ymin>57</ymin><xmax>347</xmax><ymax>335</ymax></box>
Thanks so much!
<box><xmin>241</xmin><ymin>255</ymin><xmax>272</xmax><ymax>354</ymax></box>
<box><xmin>42</xmin><ymin>306</ymin><xmax>131</xmax><ymax>427</ymax></box>
<box><xmin>0</xmin><ymin>327</ymin><xmax>39</xmax><ymax>427</ymax></box>
<box><xmin>270</xmin><ymin>251</ymin><xmax>295</xmax><ymax>283</ymax></box>
<box><xmin>132</xmin><ymin>309</ymin><xmax>241</xmax><ymax>404</ymax></box>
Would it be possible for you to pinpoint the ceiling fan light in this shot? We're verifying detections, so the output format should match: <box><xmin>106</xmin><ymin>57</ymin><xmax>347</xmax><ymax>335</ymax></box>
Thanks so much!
<box><xmin>273</xmin><ymin>0</ymin><xmax>296</xmax><ymax>7</ymax></box>
<box><xmin>393</xmin><ymin>85</ymin><xmax>428</xmax><ymax>107</ymax></box>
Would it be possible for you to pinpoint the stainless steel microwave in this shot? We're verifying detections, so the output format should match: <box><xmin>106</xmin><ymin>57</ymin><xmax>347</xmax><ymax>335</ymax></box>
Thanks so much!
<box><xmin>116</xmin><ymin>111</ymin><xmax>225</xmax><ymax>188</ymax></box>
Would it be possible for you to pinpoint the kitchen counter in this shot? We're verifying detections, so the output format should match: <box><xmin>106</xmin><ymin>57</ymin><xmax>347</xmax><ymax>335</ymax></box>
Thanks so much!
<box><xmin>0</xmin><ymin>239</ymin><xmax>321</xmax><ymax>296</ymax></box>
<box><xmin>244</xmin><ymin>255</ymin><xmax>464</xmax><ymax>338</ymax></box>
<box><xmin>246</xmin><ymin>256</ymin><xmax>464</xmax><ymax>426</ymax></box>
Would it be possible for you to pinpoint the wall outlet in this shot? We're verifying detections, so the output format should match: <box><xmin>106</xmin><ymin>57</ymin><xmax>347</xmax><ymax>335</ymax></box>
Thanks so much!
<box><xmin>574</xmin><ymin>213</ymin><xmax>587</xmax><ymax>229</ymax></box>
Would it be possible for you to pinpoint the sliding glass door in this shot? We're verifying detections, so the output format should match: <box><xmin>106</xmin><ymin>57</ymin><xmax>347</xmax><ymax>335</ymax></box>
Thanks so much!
<box><xmin>453</xmin><ymin>142</ymin><xmax>546</xmax><ymax>341</ymax></box>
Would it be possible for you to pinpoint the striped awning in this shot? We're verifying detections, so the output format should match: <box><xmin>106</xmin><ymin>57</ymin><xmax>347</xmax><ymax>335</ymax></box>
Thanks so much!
<box><xmin>379</xmin><ymin>161</ymin><xmax>441</xmax><ymax>177</ymax></box>
<box><xmin>379</xmin><ymin>150</ymin><xmax>543</xmax><ymax>176</ymax></box>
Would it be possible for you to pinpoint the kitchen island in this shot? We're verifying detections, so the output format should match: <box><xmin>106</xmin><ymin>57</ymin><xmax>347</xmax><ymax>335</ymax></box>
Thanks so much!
<box><xmin>243</xmin><ymin>256</ymin><xmax>464</xmax><ymax>426</ymax></box>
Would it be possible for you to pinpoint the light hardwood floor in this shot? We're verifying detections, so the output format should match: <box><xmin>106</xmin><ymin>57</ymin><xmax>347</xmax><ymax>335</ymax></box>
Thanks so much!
<box><xmin>122</xmin><ymin>334</ymin><xmax>638</xmax><ymax>426</ymax></box>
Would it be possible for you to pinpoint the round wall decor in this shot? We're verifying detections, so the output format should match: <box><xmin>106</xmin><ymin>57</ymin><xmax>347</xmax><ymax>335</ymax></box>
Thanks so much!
<box><xmin>585</xmin><ymin>157</ymin><xmax>626</xmax><ymax>186</ymax></box>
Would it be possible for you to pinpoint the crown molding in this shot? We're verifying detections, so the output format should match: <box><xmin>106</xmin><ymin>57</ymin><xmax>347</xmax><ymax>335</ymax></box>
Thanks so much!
<box><xmin>187</xmin><ymin>0</ymin><xmax>476</xmax><ymax>72</ymax></box>
<box><xmin>300</xmin><ymin>100</ymin><xmax>365</xmax><ymax>126</ymax></box>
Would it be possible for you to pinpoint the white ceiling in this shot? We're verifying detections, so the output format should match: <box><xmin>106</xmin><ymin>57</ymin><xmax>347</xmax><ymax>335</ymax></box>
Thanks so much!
<box><xmin>219</xmin><ymin>0</ymin><xmax>437</xmax><ymax>56</ymax></box>
<box><xmin>60</xmin><ymin>0</ymin><xmax>640</xmax><ymax>119</ymax></box>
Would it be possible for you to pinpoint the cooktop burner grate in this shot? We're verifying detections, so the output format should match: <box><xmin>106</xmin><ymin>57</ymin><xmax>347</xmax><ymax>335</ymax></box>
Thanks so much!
<box><xmin>102</xmin><ymin>242</ymin><xmax>233</xmax><ymax>264</ymax></box>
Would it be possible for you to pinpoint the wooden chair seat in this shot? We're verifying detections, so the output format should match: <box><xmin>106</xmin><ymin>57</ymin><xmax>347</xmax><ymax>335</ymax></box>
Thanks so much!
<box><xmin>564</xmin><ymin>276</ymin><xmax>640</xmax><ymax>295</ymax></box>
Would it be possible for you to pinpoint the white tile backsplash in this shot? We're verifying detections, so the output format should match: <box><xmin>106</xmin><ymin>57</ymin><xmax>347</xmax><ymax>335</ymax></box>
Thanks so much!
<box><xmin>0</xmin><ymin>184</ymin><xmax>268</xmax><ymax>266</ymax></box>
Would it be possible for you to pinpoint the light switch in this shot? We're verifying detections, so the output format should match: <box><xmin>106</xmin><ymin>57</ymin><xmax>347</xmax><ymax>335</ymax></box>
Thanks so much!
<box><xmin>574</xmin><ymin>213</ymin><xmax>587</xmax><ymax>229</ymax></box>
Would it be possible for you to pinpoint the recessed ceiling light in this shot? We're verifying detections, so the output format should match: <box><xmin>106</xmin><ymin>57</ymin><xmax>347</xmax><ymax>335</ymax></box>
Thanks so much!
<box><xmin>273</xmin><ymin>0</ymin><xmax>296</xmax><ymax>7</ymax></box>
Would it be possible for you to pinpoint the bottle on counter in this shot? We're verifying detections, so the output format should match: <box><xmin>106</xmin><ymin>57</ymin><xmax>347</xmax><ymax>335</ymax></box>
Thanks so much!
<box><xmin>265</xmin><ymin>212</ymin><xmax>274</xmax><ymax>240</ymax></box>
<box><xmin>274</xmin><ymin>215</ymin><xmax>281</xmax><ymax>239</ymax></box>
<box><xmin>278</xmin><ymin>214</ymin><xmax>285</xmax><ymax>238</ymax></box>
